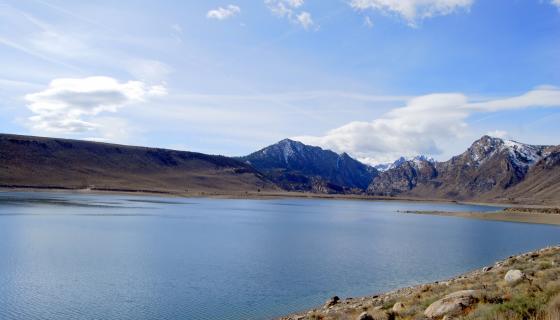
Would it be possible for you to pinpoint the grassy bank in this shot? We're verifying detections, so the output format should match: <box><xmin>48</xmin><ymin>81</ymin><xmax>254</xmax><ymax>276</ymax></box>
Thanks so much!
<box><xmin>281</xmin><ymin>246</ymin><xmax>560</xmax><ymax>320</ymax></box>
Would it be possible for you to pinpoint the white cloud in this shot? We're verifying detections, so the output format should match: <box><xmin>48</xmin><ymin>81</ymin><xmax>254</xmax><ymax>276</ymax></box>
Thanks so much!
<box><xmin>207</xmin><ymin>5</ymin><xmax>241</xmax><ymax>20</ymax></box>
<box><xmin>287</xmin><ymin>0</ymin><xmax>305</xmax><ymax>7</ymax></box>
<box><xmin>487</xmin><ymin>130</ymin><xmax>509</xmax><ymax>139</ymax></box>
<box><xmin>266</xmin><ymin>0</ymin><xmax>304</xmax><ymax>17</ymax></box>
<box><xmin>553</xmin><ymin>0</ymin><xmax>560</xmax><ymax>9</ymax></box>
<box><xmin>296</xmin><ymin>93</ymin><xmax>469</xmax><ymax>164</ymax></box>
<box><xmin>25</xmin><ymin>76</ymin><xmax>166</xmax><ymax>134</ymax></box>
<box><xmin>296</xmin><ymin>12</ymin><xmax>314</xmax><ymax>29</ymax></box>
<box><xmin>364</xmin><ymin>16</ymin><xmax>374</xmax><ymax>28</ymax></box>
<box><xmin>349</xmin><ymin>0</ymin><xmax>474</xmax><ymax>27</ymax></box>
<box><xmin>295</xmin><ymin>86</ymin><xmax>560</xmax><ymax>164</ymax></box>
<box><xmin>466</xmin><ymin>86</ymin><xmax>560</xmax><ymax>111</ymax></box>
<box><xmin>265</xmin><ymin>0</ymin><xmax>315</xmax><ymax>29</ymax></box>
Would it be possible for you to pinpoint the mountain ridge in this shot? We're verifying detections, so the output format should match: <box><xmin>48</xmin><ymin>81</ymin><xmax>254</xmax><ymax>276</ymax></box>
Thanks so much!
<box><xmin>368</xmin><ymin>135</ymin><xmax>557</xmax><ymax>203</ymax></box>
<box><xmin>1</xmin><ymin>133</ymin><xmax>558</xmax><ymax>204</ymax></box>
<box><xmin>239</xmin><ymin>139</ymin><xmax>378</xmax><ymax>193</ymax></box>
<box><xmin>0</xmin><ymin>133</ymin><xmax>276</xmax><ymax>194</ymax></box>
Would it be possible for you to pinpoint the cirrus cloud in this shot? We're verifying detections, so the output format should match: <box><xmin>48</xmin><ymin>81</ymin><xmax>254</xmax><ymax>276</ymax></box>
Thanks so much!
<box><xmin>25</xmin><ymin>76</ymin><xmax>166</xmax><ymax>134</ymax></box>
<box><xmin>349</xmin><ymin>0</ymin><xmax>474</xmax><ymax>27</ymax></box>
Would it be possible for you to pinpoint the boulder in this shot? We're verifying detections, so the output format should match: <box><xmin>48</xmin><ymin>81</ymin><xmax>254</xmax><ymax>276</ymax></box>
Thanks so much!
<box><xmin>504</xmin><ymin>269</ymin><xmax>525</xmax><ymax>284</ymax></box>
<box><xmin>392</xmin><ymin>302</ymin><xmax>406</xmax><ymax>313</ymax></box>
<box><xmin>357</xmin><ymin>312</ymin><xmax>374</xmax><ymax>320</ymax></box>
<box><xmin>324</xmin><ymin>296</ymin><xmax>340</xmax><ymax>308</ymax></box>
<box><xmin>424</xmin><ymin>290</ymin><xmax>478</xmax><ymax>319</ymax></box>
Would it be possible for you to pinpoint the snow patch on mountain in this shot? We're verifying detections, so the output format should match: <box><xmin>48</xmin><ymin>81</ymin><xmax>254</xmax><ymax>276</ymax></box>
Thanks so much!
<box><xmin>374</xmin><ymin>155</ymin><xmax>435</xmax><ymax>171</ymax></box>
<box><xmin>501</xmin><ymin>139</ymin><xmax>544</xmax><ymax>167</ymax></box>
<box><xmin>412</xmin><ymin>155</ymin><xmax>435</xmax><ymax>166</ymax></box>
<box><xmin>467</xmin><ymin>135</ymin><xmax>548</xmax><ymax>168</ymax></box>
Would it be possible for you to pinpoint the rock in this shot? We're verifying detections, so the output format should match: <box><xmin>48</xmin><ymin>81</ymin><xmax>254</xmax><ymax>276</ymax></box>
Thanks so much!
<box><xmin>482</xmin><ymin>266</ymin><xmax>493</xmax><ymax>272</ymax></box>
<box><xmin>424</xmin><ymin>290</ymin><xmax>478</xmax><ymax>319</ymax></box>
<box><xmin>504</xmin><ymin>269</ymin><xmax>525</xmax><ymax>284</ymax></box>
<box><xmin>392</xmin><ymin>302</ymin><xmax>406</xmax><ymax>313</ymax></box>
<box><xmin>357</xmin><ymin>312</ymin><xmax>374</xmax><ymax>320</ymax></box>
<box><xmin>324</xmin><ymin>296</ymin><xmax>340</xmax><ymax>308</ymax></box>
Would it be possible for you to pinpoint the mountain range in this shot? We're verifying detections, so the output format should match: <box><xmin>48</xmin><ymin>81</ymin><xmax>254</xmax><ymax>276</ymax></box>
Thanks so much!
<box><xmin>368</xmin><ymin>135</ymin><xmax>559</xmax><ymax>204</ymax></box>
<box><xmin>1</xmin><ymin>133</ymin><xmax>558</xmax><ymax>204</ymax></box>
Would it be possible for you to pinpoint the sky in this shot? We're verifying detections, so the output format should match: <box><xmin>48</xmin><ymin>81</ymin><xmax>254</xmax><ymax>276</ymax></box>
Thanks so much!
<box><xmin>1</xmin><ymin>0</ymin><xmax>560</xmax><ymax>165</ymax></box>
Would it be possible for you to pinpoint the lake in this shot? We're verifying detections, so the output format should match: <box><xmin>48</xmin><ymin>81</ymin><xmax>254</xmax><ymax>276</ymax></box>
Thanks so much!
<box><xmin>0</xmin><ymin>192</ymin><xmax>559</xmax><ymax>320</ymax></box>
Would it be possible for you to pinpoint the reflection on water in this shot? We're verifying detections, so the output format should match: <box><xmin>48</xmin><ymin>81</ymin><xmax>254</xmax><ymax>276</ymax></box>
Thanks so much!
<box><xmin>0</xmin><ymin>191</ymin><xmax>558</xmax><ymax>320</ymax></box>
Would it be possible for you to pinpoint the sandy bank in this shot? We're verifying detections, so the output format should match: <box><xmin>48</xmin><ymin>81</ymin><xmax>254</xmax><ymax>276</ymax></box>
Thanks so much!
<box><xmin>404</xmin><ymin>209</ymin><xmax>560</xmax><ymax>226</ymax></box>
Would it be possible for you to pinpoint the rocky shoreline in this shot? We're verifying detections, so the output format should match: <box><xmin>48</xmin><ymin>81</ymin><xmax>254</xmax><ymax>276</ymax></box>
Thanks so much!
<box><xmin>281</xmin><ymin>246</ymin><xmax>560</xmax><ymax>320</ymax></box>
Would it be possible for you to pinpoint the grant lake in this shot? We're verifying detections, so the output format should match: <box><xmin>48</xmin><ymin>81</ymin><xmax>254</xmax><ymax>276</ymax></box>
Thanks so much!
<box><xmin>1</xmin><ymin>192</ymin><xmax>559</xmax><ymax>320</ymax></box>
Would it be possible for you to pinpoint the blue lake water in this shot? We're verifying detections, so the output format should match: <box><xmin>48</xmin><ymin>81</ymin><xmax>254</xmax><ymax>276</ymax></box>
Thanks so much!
<box><xmin>0</xmin><ymin>192</ymin><xmax>559</xmax><ymax>320</ymax></box>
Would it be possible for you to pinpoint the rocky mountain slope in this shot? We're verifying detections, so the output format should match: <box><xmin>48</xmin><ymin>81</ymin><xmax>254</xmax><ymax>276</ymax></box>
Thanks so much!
<box><xmin>239</xmin><ymin>139</ymin><xmax>378</xmax><ymax>193</ymax></box>
<box><xmin>374</xmin><ymin>155</ymin><xmax>435</xmax><ymax>172</ymax></box>
<box><xmin>367</xmin><ymin>156</ymin><xmax>437</xmax><ymax>194</ymax></box>
<box><xmin>500</xmin><ymin>145</ymin><xmax>560</xmax><ymax>204</ymax></box>
<box><xmin>368</xmin><ymin>136</ymin><xmax>556</xmax><ymax>203</ymax></box>
<box><xmin>0</xmin><ymin>134</ymin><xmax>275</xmax><ymax>194</ymax></box>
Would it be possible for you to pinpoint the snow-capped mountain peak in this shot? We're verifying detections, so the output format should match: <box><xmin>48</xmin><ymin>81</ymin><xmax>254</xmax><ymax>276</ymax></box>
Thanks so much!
<box><xmin>466</xmin><ymin>135</ymin><xmax>547</xmax><ymax>168</ymax></box>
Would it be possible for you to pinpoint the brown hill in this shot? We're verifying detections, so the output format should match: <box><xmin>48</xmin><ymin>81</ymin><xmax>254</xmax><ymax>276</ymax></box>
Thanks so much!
<box><xmin>0</xmin><ymin>134</ymin><xmax>275</xmax><ymax>194</ymax></box>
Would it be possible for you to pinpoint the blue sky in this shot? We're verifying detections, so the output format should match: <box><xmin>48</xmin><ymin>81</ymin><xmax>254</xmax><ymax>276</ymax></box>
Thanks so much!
<box><xmin>1</xmin><ymin>0</ymin><xmax>560</xmax><ymax>164</ymax></box>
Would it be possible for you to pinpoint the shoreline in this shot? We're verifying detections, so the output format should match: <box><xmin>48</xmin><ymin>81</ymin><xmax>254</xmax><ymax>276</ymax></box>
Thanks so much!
<box><xmin>402</xmin><ymin>209</ymin><xmax>560</xmax><ymax>226</ymax></box>
<box><xmin>0</xmin><ymin>185</ymin><xmax>515</xmax><ymax>206</ymax></box>
<box><xmin>2</xmin><ymin>187</ymin><xmax>560</xmax><ymax>226</ymax></box>
<box><xmin>281</xmin><ymin>245</ymin><xmax>560</xmax><ymax>320</ymax></box>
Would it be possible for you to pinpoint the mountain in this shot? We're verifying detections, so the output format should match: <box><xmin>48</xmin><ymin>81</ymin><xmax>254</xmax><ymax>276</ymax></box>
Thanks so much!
<box><xmin>373</xmin><ymin>163</ymin><xmax>392</xmax><ymax>172</ymax></box>
<box><xmin>367</xmin><ymin>135</ymin><xmax>555</xmax><ymax>202</ymax></box>
<box><xmin>374</xmin><ymin>155</ymin><xmax>434</xmax><ymax>172</ymax></box>
<box><xmin>368</xmin><ymin>156</ymin><xmax>437</xmax><ymax>195</ymax></box>
<box><xmin>500</xmin><ymin>145</ymin><xmax>560</xmax><ymax>204</ymax></box>
<box><xmin>0</xmin><ymin>134</ymin><xmax>275</xmax><ymax>194</ymax></box>
<box><xmin>427</xmin><ymin>136</ymin><xmax>549</xmax><ymax>199</ymax></box>
<box><xmin>239</xmin><ymin>139</ymin><xmax>378</xmax><ymax>193</ymax></box>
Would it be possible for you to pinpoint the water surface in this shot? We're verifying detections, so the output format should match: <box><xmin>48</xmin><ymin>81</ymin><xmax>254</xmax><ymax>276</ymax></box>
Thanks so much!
<box><xmin>0</xmin><ymin>192</ymin><xmax>559</xmax><ymax>320</ymax></box>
